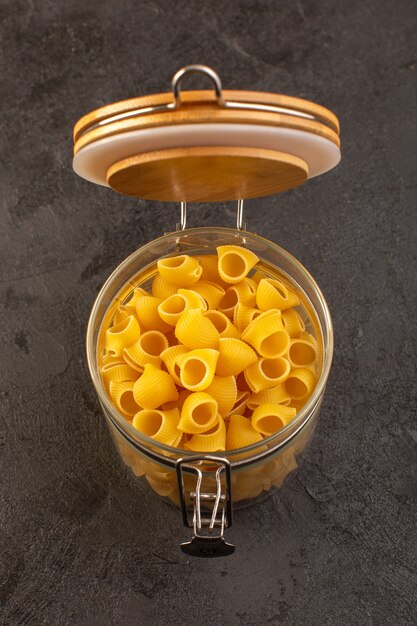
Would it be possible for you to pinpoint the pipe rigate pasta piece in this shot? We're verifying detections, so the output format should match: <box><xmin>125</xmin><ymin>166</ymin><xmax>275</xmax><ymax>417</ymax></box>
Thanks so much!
<box><xmin>242</xmin><ymin>311</ymin><xmax>290</xmax><ymax>358</ymax></box>
<box><xmin>256</xmin><ymin>278</ymin><xmax>300</xmax><ymax>311</ymax></box>
<box><xmin>132</xmin><ymin>407</ymin><xmax>180</xmax><ymax>445</ymax></box>
<box><xmin>284</xmin><ymin>368</ymin><xmax>316</xmax><ymax>401</ymax></box>
<box><xmin>300</xmin><ymin>331</ymin><xmax>318</xmax><ymax>348</ymax></box>
<box><xmin>251</xmin><ymin>270</ymin><xmax>266</xmax><ymax>284</ymax></box>
<box><xmin>244</xmin><ymin>357</ymin><xmax>291</xmax><ymax>393</ymax></box>
<box><xmin>185</xmin><ymin>415</ymin><xmax>226</xmax><ymax>452</ymax></box>
<box><xmin>218</xmin><ymin>281</ymin><xmax>256</xmax><ymax>318</ymax></box>
<box><xmin>191</xmin><ymin>281</ymin><xmax>225</xmax><ymax>309</ymax></box>
<box><xmin>197</xmin><ymin>255</ymin><xmax>226</xmax><ymax>285</ymax></box>
<box><xmin>281</xmin><ymin>308</ymin><xmax>305</xmax><ymax>337</ymax></box>
<box><xmin>177</xmin><ymin>349</ymin><xmax>220</xmax><ymax>391</ymax></box>
<box><xmin>146</xmin><ymin>470</ymin><xmax>178</xmax><ymax>497</ymax></box>
<box><xmin>157</xmin><ymin>254</ymin><xmax>202</xmax><ymax>287</ymax></box>
<box><xmin>158</xmin><ymin>290</ymin><xmax>206</xmax><ymax>326</ymax></box>
<box><xmin>133</xmin><ymin>364</ymin><xmax>178</xmax><ymax>409</ymax></box>
<box><xmin>251</xmin><ymin>403</ymin><xmax>297</xmax><ymax>436</ymax></box>
<box><xmin>203</xmin><ymin>310</ymin><xmax>241</xmax><ymax>339</ymax></box>
<box><xmin>102</xmin><ymin>353</ymin><xmax>124</xmax><ymax>367</ymax></box>
<box><xmin>160</xmin><ymin>345</ymin><xmax>189</xmax><ymax>385</ymax></box>
<box><xmin>123</xmin><ymin>330</ymin><xmax>169</xmax><ymax>370</ymax></box>
<box><xmin>204</xmin><ymin>375</ymin><xmax>237</xmax><ymax>416</ymax></box>
<box><xmin>217</xmin><ymin>245</ymin><xmax>259</xmax><ymax>284</ymax></box>
<box><xmin>102</xmin><ymin>362</ymin><xmax>140</xmax><ymax>389</ymax></box>
<box><xmin>233</xmin><ymin>303</ymin><xmax>262</xmax><ymax>331</ymax></box>
<box><xmin>177</xmin><ymin>288</ymin><xmax>207</xmax><ymax>310</ymax></box>
<box><xmin>178</xmin><ymin>392</ymin><xmax>219</xmax><ymax>434</ymax></box>
<box><xmin>105</xmin><ymin>315</ymin><xmax>141</xmax><ymax>357</ymax></box>
<box><xmin>109</xmin><ymin>380</ymin><xmax>140</xmax><ymax>418</ymax></box>
<box><xmin>151</xmin><ymin>274</ymin><xmax>177</xmax><ymax>300</ymax></box>
<box><xmin>216</xmin><ymin>338</ymin><xmax>258</xmax><ymax>376</ymax></box>
<box><xmin>135</xmin><ymin>296</ymin><xmax>171</xmax><ymax>333</ymax></box>
<box><xmin>113</xmin><ymin>305</ymin><xmax>134</xmax><ymax>326</ymax></box>
<box><xmin>226</xmin><ymin>414</ymin><xmax>263</xmax><ymax>449</ymax></box>
<box><xmin>175</xmin><ymin>308</ymin><xmax>220</xmax><ymax>349</ymax></box>
<box><xmin>228</xmin><ymin>390</ymin><xmax>250</xmax><ymax>417</ymax></box>
<box><xmin>124</xmin><ymin>287</ymin><xmax>149</xmax><ymax>313</ymax></box>
<box><xmin>247</xmin><ymin>384</ymin><xmax>291</xmax><ymax>410</ymax></box>
<box><xmin>288</xmin><ymin>337</ymin><xmax>317</xmax><ymax>368</ymax></box>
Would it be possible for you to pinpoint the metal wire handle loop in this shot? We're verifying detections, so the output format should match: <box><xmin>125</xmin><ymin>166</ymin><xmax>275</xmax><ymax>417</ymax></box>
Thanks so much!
<box><xmin>172</xmin><ymin>64</ymin><xmax>225</xmax><ymax>108</ymax></box>
<box><xmin>177</xmin><ymin>200</ymin><xmax>245</xmax><ymax>231</ymax></box>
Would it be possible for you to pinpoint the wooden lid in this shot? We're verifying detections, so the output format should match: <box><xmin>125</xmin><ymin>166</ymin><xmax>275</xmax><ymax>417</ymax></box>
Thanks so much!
<box><xmin>107</xmin><ymin>147</ymin><xmax>309</xmax><ymax>202</ymax></box>
<box><xmin>73</xmin><ymin>65</ymin><xmax>341</xmax><ymax>202</ymax></box>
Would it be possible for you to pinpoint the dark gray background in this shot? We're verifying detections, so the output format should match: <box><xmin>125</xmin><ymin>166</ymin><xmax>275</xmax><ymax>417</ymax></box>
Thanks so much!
<box><xmin>0</xmin><ymin>0</ymin><xmax>416</xmax><ymax>624</ymax></box>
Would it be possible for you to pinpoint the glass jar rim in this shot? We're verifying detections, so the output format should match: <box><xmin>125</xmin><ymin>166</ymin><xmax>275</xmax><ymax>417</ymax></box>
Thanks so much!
<box><xmin>86</xmin><ymin>226</ymin><xmax>333</xmax><ymax>466</ymax></box>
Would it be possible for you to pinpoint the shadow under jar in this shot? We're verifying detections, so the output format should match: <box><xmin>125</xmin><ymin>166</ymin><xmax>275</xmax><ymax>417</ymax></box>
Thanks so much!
<box><xmin>74</xmin><ymin>65</ymin><xmax>340</xmax><ymax>557</ymax></box>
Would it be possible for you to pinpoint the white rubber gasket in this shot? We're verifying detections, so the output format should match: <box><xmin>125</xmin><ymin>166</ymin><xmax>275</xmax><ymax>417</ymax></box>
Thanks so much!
<box><xmin>73</xmin><ymin>123</ymin><xmax>341</xmax><ymax>187</ymax></box>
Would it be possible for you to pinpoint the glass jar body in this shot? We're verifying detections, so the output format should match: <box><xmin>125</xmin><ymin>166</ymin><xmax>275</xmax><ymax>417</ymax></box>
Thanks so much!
<box><xmin>87</xmin><ymin>227</ymin><xmax>333</xmax><ymax>507</ymax></box>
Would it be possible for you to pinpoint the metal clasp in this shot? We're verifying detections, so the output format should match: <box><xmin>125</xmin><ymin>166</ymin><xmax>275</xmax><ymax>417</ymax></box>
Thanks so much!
<box><xmin>176</xmin><ymin>456</ymin><xmax>235</xmax><ymax>557</ymax></box>
<box><xmin>176</xmin><ymin>199</ymin><xmax>246</xmax><ymax>232</ymax></box>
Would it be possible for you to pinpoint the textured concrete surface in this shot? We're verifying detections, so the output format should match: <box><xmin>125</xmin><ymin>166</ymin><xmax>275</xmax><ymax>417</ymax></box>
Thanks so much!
<box><xmin>0</xmin><ymin>0</ymin><xmax>416</xmax><ymax>624</ymax></box>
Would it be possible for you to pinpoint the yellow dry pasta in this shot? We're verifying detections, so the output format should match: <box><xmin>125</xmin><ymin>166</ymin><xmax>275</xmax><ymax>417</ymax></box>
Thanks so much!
<box><xmin>102</xmin><ymin>243</ymin><xmax>319</xmax><ymax>457</ymax></box>
<box><xmin>251</xmin><ymin>270</ymin><xmax>266</xmax><ymax>284</ymax></box>
<box><xmin>124</xmin><ymin>287</ymin><xmax>149</xmax><ymax>314</ymax></box>
<box><xmin>151</xmin><ymin>273</ymin><xmax>177</xmax><ymax>300</ymax></box>
<box><xmin>218</xmin><ymin>281</ymin><xmax>256</xmax><ymax>318</ymax></box>
<box><xmin>101</xmin><ymin>362</ymin><xmax>139</xmax><ymax>389</ymax></box>
<box><xmin>216</xmin><ymin>338</ymin><xmax>258</xmax><ymax>376</ymax></box>
<box><xmin>217</xmin><ymin>245</ymin><xmax>259</xmax><ymax>284</ymax></box>
<box><xmin>133</xmin><ymin>364</ymin><xmax>178</xmax><ymax>409</ymax></box>
<box><xmin>197</xmin><ymin>255</ymin><xmax>225</xmax><ymax>285</ymax></box>
<box><xmin>160</xmin><ymin>344</ymin><xmax>189</xmax><ymax>385</ymax></box>
<box><xmin>177</xmin><ymin>348</ymin><xmax>219</xmax><ymax>391</ymax></box>
<box><xmin>102</xmin><ymin>353</ymin><xmax>124</xmax><ymax>367</ymax></box>
<box><xmin>256</xmin><ymin>278</ymin><xmax>300</xmax><ymax>311</ymax></box>
<box><xmin>192</xmin><ymin>281</ymin><xmax>225</xmax><ymax>309</ymax></box>
<box><xmin>132</xmin><ymin>407</ymin><xmax>180</xmax><ymax>445</ymax></box>
<box><xmin>226</xmin><ymin>414</ymin><xmax>263</xmax><ymax>449</ymax></box>
<box><xmin>185</xmin><ymin>415</ymin><xmax>226</xmax><ymax>452</ymax></box>
<box><xmin>109</xmin><ymin>380</ymin><xmax>140</xmax><ymax>418</ymax></box>
<box><xmin>247</xmin><ymin>384</ymin><xmax>291</xmax><ymax>410</ymax></box>
<box><xmin>203</xmin><ymin>310</ymin><xmax>241</xmax><ymax>339</ymax></box>
<box><xmin>157</xmin><ymin>254</ymin><xmax>202</xmax><ymax>287</ymax></box>
<box><xmin>300</xmin><ymin>331</ymin><xmax>318</xmax><ymax>348</ymax></box>
<box><xmin>284</xmin><ymin>368</ymin><xmax>316</xmax><ymax>401</ymax></box>
<box><xmin>281</xmin><ymin>308</ymin><xmax>305</xmax><ymax>337</ymax></box>
<box><xmin>204</xmin><ymin>375</ymin><xmax>237</xmax><ymax>417</ymax></box>
<box><xmin>288</xmin><ymin>337</ymin><xmax>317</xmax><ymax>368</ymax></box>
<box><xmin>135</xmin><ymin>296</ymin><xmax>171</xmax><ymax>333</ymax></box>
<box><xmin>123</xmin><ymin>330</ymin><xmax>169</xmax><ymax>370</ymax></box>
<box><xmin>244</xmin><ymin>357</ymin><xmax>291</xmax><ymax>393</ymax></box>
<box><xmin>175</xmin><ymin>308</ymin><xmax>220</xmax><ymax>349</ymax></box>
<box><xmin>105</xmin><ymin>315</ymin><xmax>141</xmax><ymax>357</ymax></box>
<box><xmin>158</xmin><ymin>290</ymin><xmax>206</xmax><ymax>326</ymax></box>
<box><xmin>146</xmin><ymin>471</ymin><xmax>177</xmax><ymax>497</ymax></box>
<box><xmin>178</xmin><ymin>392</ymin><xmax>219</xmax><ymax>434</ymax></box>
<box><xmin>242</xmin><ymin>311</ymin><xmax>290</xmax><ymax>358</ymax></box>
<box><xmin>228</xmin><ymin>389</ymin><xmax>250</xmax><ymax>417</ymax></box>
<box><xmin>233</xmin><ymin>303</ymin><xmax>262</xmax><ymax>332</ymax></box>
<box><xmin>113</xmin><ymin>305</ymin><xmax>133</xmax><ymax>326</ymax></box>
<box><xmin>252</xmin><ymin>403</ymin><xmax>297</xmax><ymax>436</ymax></box>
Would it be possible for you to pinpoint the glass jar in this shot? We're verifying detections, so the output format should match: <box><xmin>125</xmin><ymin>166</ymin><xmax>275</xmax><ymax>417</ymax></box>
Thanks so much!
<box><xmin>86</xmin><ymin>225</ymin><xmax>333</xmax><ymax>556</ymax></box>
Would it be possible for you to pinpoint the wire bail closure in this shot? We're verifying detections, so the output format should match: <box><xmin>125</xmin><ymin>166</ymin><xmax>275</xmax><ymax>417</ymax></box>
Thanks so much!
<box><xmin>176</xmin><ymin>456</ymin><xmax>235</xmax><ymax>557</ymax></box>
<box><xmin>176</xmin><ymin>199</ymin><xmax>246</xmax><ymax>232</ymax></box>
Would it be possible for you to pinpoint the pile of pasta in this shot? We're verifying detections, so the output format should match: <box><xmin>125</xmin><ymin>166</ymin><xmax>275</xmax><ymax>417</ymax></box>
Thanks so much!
<box><xmin>101</xmin><ymin>245</ymin><xmax>318</xmax><ymax>452</ymax></box>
